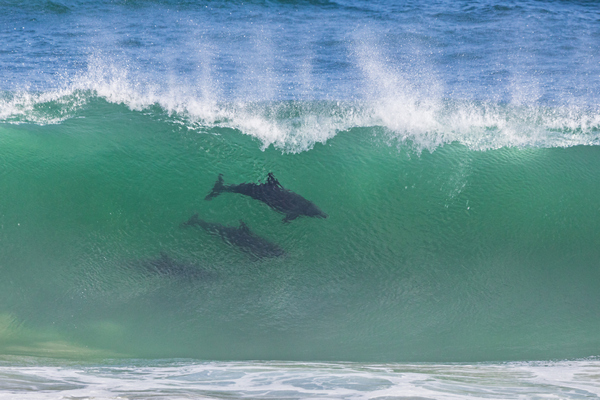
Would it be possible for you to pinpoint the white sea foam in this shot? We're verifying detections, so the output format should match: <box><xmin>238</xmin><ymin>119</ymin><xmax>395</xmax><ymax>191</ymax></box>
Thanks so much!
<box><xmin>0</xmin><ymin>358</ymin><xmax>599</xmax><ymax>399</ymax></box>
<box><xmin>1</xmin><ymin>54</ymin><xmax>599</xmax><ymax>153</ymax></box>
<box><xmin>0</xmin><ymin>89</ymin><xmax>88</xmax><ymax>125</ymax></box>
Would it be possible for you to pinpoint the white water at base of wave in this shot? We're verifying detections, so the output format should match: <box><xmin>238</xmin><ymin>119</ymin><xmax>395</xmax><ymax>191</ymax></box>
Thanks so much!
<box><xmin>1</xmin><ymin>54</ymin><xmax>599</xmax><ymax>153</ymax></box>
<box><xmin>0</xmin><ymin>358</ymin><xmax>599</xmax><ymax>399</ymax></box>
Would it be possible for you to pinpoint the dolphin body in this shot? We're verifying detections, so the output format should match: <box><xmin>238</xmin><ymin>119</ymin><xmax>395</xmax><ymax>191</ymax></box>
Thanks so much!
<box><xmin>182</xmin><ymin>214</ymin><xmax>286</xmax><ymax>259</ymax></box>
<box><xmin>205</xmin><ymin>173</ymin><xmax>327</xmax><ymax>223</ymax></box>
<box><xmin>135</xmin><ymin>252</ymin><xmax>217</xmax><ymax>280</ymax></box>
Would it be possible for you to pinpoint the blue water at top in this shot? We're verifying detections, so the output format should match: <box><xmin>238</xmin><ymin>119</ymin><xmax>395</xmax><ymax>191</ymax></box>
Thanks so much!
<box><xmin>1</xmin><ymin>0</ymin><xmax>599</xmax><ymax>106</ymax></box>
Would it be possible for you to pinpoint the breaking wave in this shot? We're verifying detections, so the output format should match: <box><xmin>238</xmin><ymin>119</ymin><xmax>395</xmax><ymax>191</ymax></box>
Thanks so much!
<box><xmin>2</xmin><ymin>56</ymin><xmax>599</xmax><ymax>153</ymax></box>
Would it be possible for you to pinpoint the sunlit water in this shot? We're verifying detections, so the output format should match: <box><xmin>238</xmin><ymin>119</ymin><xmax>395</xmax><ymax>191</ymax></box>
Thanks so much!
<box><xmin>1</xmin><ymin>0</ymin><xmax>600</xmax><ymax>397</ymax></box>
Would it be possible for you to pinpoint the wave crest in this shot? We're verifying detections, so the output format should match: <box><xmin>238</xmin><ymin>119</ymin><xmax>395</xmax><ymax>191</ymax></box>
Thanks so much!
<box><xmin>1</xmin><ymin>58</ymin><xmax>599</xmax><ymax>153</ymax></box>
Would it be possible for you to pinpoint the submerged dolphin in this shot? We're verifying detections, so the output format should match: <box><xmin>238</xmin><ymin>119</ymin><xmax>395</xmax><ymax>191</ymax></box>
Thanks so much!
<box><xmin>135</xmin><ymin>252</ymin><xmax>216</xmax><ymax>280</ymax></box>
<box><xmin>182</xmin><ymin>214</ymin><xmax>286</xmax><ymax>259</ymax></box>
<box><xmin>205</xmin><ymin>173</ymin><xmax>327</xmax><ymax>223</ymax></box>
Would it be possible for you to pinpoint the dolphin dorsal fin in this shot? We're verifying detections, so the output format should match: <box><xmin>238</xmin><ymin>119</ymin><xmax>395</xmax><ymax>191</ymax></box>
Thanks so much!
<box><xmin>267</xmin><ymin>172</ymin><xmax>282</xmax><ymax>188</ymax></box>
<box><xmin>159</xmin><ymin>251</ymin><xmax>172</xmax><ymax>264</ymax></box>
<box><xmin>186</xmin><ymin>213</ymin><xmax>200</xmax><ymax>225</ymax></box>
<box><xmin>239</xmin><ymin>220</ymin><xmax>250</xmax><ymax>233</ymax></box>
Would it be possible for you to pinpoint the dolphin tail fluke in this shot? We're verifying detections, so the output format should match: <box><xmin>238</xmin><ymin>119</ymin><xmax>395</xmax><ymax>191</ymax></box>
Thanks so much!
<box><xmin>238</xmin><ymin>220</ymin><xmax>251</xmax><ymax>234</ymax></box>
<box><xmin>205</xmin><ymin>174</ymin><xmax>225</xmax><ymax>200</ymax></box>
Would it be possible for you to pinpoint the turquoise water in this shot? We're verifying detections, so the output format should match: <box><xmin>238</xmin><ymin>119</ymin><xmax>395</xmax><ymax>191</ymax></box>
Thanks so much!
<box><xmin>1</xmin><ymin>98</ymin><xmax>600</xmax><ymax>362</ymax></box>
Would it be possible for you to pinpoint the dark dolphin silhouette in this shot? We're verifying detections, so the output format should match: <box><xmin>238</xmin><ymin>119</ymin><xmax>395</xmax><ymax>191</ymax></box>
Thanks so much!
<box><xmin>205</xmin><ymin>173</ymin><xmax>327</xmax><ymax>223</ymax></box>
<box><xmin>134</xmin><ymin>252</ymin><xmax>217</xmax><ymax>280</ymax></box>
<box><xmin>182</xmin><ymin>214</ymin><xmax>286</xmax><ymax>259</ymax></box>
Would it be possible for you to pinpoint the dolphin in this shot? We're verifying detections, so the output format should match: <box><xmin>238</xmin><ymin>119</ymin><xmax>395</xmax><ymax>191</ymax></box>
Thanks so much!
<box><xmin>135</xmin><ymin>252</ymin><xmax>217</xmax><ymax>280</ymax></box>
<box><xmin>182</xmin><ymin>214</ymin><xmax>286</xmax><ymax>259</ymax></box>
<box><xmin>205</xmin><ymin>173</ymin><xmax>327</xmax><ymax>223</ymax></box>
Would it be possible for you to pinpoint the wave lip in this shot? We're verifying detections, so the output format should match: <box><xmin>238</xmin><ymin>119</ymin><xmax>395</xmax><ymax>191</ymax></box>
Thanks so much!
<box><xmin>2</xmin><ymin>82</ymin><xmax>599</xmax><ymax>153</ymax></box>
<box><xmin>0</xmin><ymin>89</ymin><xmax>89</xmax><ymax>125</ymax></box>
<box><xmin>377</xmin><ymin>99</ymin><xmax>600</xmax><ymax>152</ymax></box>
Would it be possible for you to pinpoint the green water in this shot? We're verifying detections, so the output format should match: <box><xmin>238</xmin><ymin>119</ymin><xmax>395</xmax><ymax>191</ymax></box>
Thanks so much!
<box><xmin>1</xmin><ymin>101</ymin><xmax>600</xmax><ymax>362</ymax></box>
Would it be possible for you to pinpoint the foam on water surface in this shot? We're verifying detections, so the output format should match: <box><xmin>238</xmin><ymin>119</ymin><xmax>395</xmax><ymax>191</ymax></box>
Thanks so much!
<box><xmin>1</xmin><ymin>358</ymin><xmax>599</xmax><ymax>399</ymax></box>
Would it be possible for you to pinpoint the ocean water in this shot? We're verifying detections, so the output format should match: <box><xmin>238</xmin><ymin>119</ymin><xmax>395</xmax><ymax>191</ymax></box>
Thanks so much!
<box><xmin>1</xmin><ymin>0</ymin><xmax>600</xmax><ymax>398</ymax></box>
